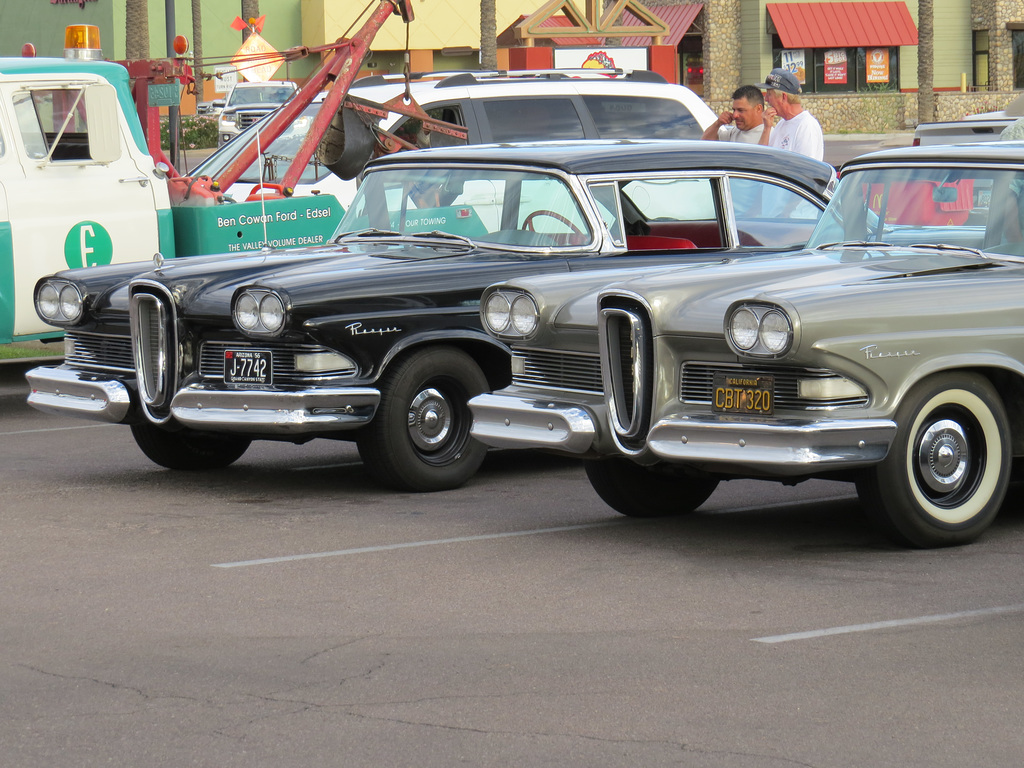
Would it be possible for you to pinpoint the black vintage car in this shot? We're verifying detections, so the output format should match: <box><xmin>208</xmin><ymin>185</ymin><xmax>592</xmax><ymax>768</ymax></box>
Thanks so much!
<box><xmin>26</xmin><ymin>140</ymin><xmax>834</xmax><ymax>491</ymax></box>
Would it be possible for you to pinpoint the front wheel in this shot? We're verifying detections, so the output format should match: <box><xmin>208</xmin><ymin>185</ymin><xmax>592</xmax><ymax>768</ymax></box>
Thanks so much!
<box><xmin>585</xmin><ymin>458</ymin><xmax>719</xmax><ymax>518</ymax></box>
<box><xmin>130</xmin><ymin>423</ymin><xmax>251</xmax><ymax>470</ymax></box>
<box><xmin>856</xmin><ymin>373</ymin><xmax>1010</xmax><ymax>547</ymax></box>
<box><xmin>357</xmin><ymin>346</ymin><xmax>489</xmax><ymax>492</ymax></box>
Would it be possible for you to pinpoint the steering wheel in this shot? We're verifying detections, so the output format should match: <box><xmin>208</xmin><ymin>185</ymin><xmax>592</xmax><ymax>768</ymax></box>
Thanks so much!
<box><xmin>522</xmin><ymin>210</ymin><xmax>583</xmax><ymax>234</ymax></box>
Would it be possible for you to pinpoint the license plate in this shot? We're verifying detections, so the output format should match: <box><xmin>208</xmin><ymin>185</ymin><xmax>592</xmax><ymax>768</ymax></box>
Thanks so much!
<box><xmin>224</xmin><ymin>349</ymin><xmax>272</xmax><ymax>387</ymax></box>
<box><xmin>712</xmin><ymin>372</ymin><xmax>774</xmax><ymax>415</ymax></box>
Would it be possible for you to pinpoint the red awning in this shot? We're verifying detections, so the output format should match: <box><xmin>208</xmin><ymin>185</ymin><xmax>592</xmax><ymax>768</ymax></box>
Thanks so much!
<box><xmin>766</xmin><ymin>2</ymin><xmax>917</xmax><ymax>48</ymax></box>
<box><xmin>619</xmin><ymin>4</ymin><xmax>703</xmax><ymax>47</ymax></box>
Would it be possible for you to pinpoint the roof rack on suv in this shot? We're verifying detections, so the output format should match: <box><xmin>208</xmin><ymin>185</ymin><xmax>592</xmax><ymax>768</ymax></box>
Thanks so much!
<box><xmin>434</xmin><ymin>69</ymin><xmax>668</xmax><ymax>88</ymax></box>
<box><xmin>352</xmin><ymin>69</ymin><xmax>670</xmax><ymax>89</ymax></box>
<box><xmin>352</xmin><ymin>71</ymin><xmax>482</xmax><ymax>88</ymax></box>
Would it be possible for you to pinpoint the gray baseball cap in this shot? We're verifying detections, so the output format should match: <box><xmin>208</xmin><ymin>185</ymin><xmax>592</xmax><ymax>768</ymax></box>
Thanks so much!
<box><xmin>756</xmin><ymin>68</ymin><xmax>801</xmax><ymax>95</ymax></box>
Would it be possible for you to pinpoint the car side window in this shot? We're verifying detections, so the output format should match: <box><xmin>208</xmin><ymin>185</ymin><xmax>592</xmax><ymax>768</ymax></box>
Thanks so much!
<box><xmin>13</xmin><ymin>88</ymin><xmax>90</xmax><ymax>161</ymax></box>
<box><xmin>619</xmin><ymin>177</ymin><xmax>722</xmax><ymax>248</ymax></box>
<box><xmin>481</xmin><ymin>98</ymin><xmax>585</xmax><ymax>141</ymax></box>
<box><xmin>582</xmin><ymin>95</ymin><xmax>702</xmax><ymax>139</ymax></box>
<box><xmin>391</xmin><ymin>104</ymin><xmax>468</xmax><ymax>149</ymax></box>
<box><xmin>729</xmin><ymin>177</ymin><xmax>825</xmax><ymax>248</ymax></box>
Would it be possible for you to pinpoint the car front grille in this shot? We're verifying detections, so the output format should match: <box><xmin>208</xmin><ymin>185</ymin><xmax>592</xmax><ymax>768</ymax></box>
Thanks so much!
<box><xmin>237</xmin><ymin>110</ymin><xmax>271</xmax><ymax>129</ymax></box>
<box><xmin>512</xmin><ymin>348</ymin><xmax>602</xmax><ymax>394</ymax></box>
<box><xmin>680</xmin><ymin>363</ymin><xmax>869</xmax><ymax>409</ymax></box>
<box><xmin>64</xmin><ymin>331</ymin><xmax>134</xmax><ymax>373</ymax></box>
<box><xmin>199</xmin><ymin>341</ymin><xmax>355</xmax><ymax>383</ymax></box>
<box><xmin>129</xmin><ymin>283</ymin><xmax>177</xmax><ymax>410</ymax></box>
<box><xmin>599</xmin><ymin>297</ymin><xmax>654</xmax><ymax>451</ymax></box>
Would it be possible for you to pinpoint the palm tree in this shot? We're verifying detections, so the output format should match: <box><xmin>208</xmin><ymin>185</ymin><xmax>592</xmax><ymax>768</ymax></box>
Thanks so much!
<box><xmin>125</xmin><ymin>0</ymin><xmax>149</xmax><ymax>59</ymax></box>
<box><xmin>917</xmin><ymin>0</ymin><xmax>934</xmax><ymax>124</ymax></box>
<box><xmin>480</xmin><ymin>0</ymin><xmax>497</xmax><ymax>70</ymax></box>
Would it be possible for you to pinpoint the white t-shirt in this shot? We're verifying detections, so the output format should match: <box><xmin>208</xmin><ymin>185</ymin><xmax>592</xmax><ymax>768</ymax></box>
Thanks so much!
<box><xmin>718</xmin><ymin>123</ymin><xmax>765</xmax><ymax>144</ymax></box>
<box><xmin>768</xmin><ymin>110</ymin><xmax>824</xmax><ymax>161</ymax></box>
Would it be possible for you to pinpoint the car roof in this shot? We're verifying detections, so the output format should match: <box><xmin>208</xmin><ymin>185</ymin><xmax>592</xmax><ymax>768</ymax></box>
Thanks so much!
<box><xmin>364</xmin><ymin>139</ymin><xmax>836</xmax><ymax>194</ymax></box>
<box><xmin>843</xmin><ymin>140</ymin><xmax>1024</xmax><ymax>169</ymax></box>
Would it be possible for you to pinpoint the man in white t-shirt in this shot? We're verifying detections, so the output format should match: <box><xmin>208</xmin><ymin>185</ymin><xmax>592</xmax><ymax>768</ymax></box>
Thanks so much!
<box><xmin>701</xmin><ymin>85</ymin><xmax>765</xmax><ymax>145</ymax></box>
<box><xmin>756</xmin><ymin>68</ymin><xmax>824</xmax><ymax>161</ymax></box>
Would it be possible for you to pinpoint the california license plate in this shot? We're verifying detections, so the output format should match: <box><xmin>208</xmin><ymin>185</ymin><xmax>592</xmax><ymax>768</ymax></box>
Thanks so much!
<box><xmin>224</xmin><ymin>349</ymin><xmax>272</xmax><ymax>387</ymax></box>
<box><xmin>712</xmin><ymin>372</ymin><xmax>773</xmax><ymax>415</ymax></box>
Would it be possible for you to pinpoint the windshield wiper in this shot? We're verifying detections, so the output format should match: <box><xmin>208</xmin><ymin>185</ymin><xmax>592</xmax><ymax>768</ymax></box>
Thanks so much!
<box><xmin>408</xmin><ymin>230</ymin><xmax>476</xmax><ymax>249</ymax></box>
<box><xmin>816</xmin><ymin>240</ymin><xmax>894</xmax><ymax>250</ymax></box>
<box><xmin>907</xmin><ymin>242</ymin><xmax>986</xmax><ymax>258</ymax></box>
<box><xmin>335</xmin><ymin>228</ymin><xmax>403</xmax><ymax>241</ymax></box>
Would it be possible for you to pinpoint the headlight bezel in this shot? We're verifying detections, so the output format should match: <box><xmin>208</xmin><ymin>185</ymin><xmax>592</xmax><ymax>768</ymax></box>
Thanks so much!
<box><xmin>233</xmin><ymin>288</ymin><xmax>289</xmax><ymax>336</ymax></box>
<box><xmin>726</xmin><ymin>302</ymin><xmax>795</xmax><ymax>358</ymax></box>
<box><xmin>35</xmin><ymin>278</ymin><xmax>86</xmax><ymax>326</ymax></box>
<box><xmin>481</xmin><ymin>289</ymin><xmax>539</xmax><ymax>340</ymax></box>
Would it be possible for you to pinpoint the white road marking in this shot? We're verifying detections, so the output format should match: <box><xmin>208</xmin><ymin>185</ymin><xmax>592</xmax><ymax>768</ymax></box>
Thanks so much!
<box><xmin>212</xmin><ymin>521</ymin><xmax>622</xmax><ymax>568</ymax></box>
<box><xmin>1</xmin><ymin>423</ymin><xmax>114</xmax><ymax>436</ymax></box>
<box><xmin>753</xmin><ymin>603</ymin><xmax>1024</xmax><ymax>644</ymax></box>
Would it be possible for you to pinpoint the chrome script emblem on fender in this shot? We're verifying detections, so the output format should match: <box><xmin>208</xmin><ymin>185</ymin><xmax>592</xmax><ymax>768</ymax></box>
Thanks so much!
<box><xmin>346</xmin><ymin>321</ymin><xmax>401</xmax><ymax>336</ymax></box>
<box><xmin>860</xmin><ymin>344</ymin><xmax>921</xmax><ymax>360</ymax></box>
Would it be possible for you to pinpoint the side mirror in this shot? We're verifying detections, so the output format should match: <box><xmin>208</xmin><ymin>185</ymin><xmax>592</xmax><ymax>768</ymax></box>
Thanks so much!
<box><xmin>84</xmin><ymin>83</ymin><xmax>121</xmax><ymax>163</ymax></box>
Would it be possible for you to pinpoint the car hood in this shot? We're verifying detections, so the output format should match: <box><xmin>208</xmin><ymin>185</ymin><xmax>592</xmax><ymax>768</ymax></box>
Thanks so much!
<box><xmin>598</xmin><ymin>246</ymin><xmax>1012</xmax><ymax>336</ymax></box>
<box><xmin>73</xmin><ymin>238</ymin><xmax>571</xmax><ymax>318</ymax></box>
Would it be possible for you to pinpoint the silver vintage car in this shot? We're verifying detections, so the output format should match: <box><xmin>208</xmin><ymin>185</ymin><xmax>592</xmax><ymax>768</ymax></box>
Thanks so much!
<box><xmin>470</xmin><ymin>142</ymin><xmax>1024</xmax><ymax>547</ymax></box>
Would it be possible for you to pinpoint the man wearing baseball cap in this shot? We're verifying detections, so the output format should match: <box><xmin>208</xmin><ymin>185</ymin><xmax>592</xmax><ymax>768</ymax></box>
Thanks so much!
<box><xmin>756</xmin><ymin>67</ymin><xmax>824</xmax><ymax>161</ymax></box>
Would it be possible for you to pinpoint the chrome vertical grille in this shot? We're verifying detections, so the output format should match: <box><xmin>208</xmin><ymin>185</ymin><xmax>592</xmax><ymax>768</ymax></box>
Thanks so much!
<box><xmin>129</xmin><ymin>285</ymin><xmax>176</xmax><ymax>409</ymax></box>
<box><xmin>599</xmin><ymin>297</ymin><xmax>654</xmax><ymax>453</ymax></box>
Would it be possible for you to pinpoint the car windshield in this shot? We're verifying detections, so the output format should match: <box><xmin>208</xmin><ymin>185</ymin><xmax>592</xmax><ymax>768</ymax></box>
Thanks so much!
<box><xmin>190</xmin><ymin>102</ymin><xmax>329</xmax><ymax>186</ymax></box>
<box><xmin>336</xmin><ymin>165</ymin><xmax>593</xmax><ymax>250</ymax></box>
<box><xmin>808</xmin><ymin>165</ymin><xmax>1024</xmax><ymax>258</ymax></box>
<box><xmin>227</xmin><ymin>85</ymin><xmax>295</xmax><ymax>106</ymax></box>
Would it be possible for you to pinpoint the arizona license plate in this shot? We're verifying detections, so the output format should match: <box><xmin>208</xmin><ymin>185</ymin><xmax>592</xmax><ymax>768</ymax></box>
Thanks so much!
<box><xmin>712</xmin><ymin>372</ymin><xmax>774</xmax><ymax>415</ymax></box>
<box><xmin>224</xmin><ymin>349</ymin><xmax>272</xmax><ymax>387</ymax></box>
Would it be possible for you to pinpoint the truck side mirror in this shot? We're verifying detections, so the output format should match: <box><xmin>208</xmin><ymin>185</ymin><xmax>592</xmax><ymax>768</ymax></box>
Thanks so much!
<box><xmin>84</xmin><ymin>83</ymin><xmax>122</xmax><ymax>164</ymax></box>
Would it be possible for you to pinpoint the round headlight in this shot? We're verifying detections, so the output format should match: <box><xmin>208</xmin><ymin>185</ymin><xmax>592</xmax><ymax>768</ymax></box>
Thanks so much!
<box><xmin>759</xmin><ymin>310</ymin><xmax>792</xmax><ymax>354</ymax></box>
<box><xmin>510</xmin><ymin>294</ymin><xmax>538</xmax><ymax>336</ymax></box>
<box><xmin>730</xmin><ymin>308</ymin><xmax>759</xmax><ymax>350</ymax></box>
<box><xmin>38</xmin><ymin>283</ymin><xmax>60</xmax><ymax>320</ymax></box>
<box><xmin>483</xmin><ymin>292</ymin><xmax>511</xmax><ymax>333</ymax></box>
<box><xmin>59</xmin><ymin>284</ymin><xmax>84</xmax><ymax>323</ymax></box>
<box><xmin>259</xmin><ymin>293</ymin><xmax>285</xmax><ymax>333</ymax></box>
<box><xmin>235</xmin><ymin>293</ymin><xmax>259</xmax><ymax>330</ymax></box>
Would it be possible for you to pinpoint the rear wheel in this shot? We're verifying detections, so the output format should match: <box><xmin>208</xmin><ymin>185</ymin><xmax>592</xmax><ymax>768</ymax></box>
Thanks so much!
<box><xmin>357</xmin><ymin>346</ymin><xmax>489</xmax><ymax>492</ymax></box>
<box><xmin>856</xmin><ymin>373</ymin><xmax>1010</xmax><ymax>547</ymax></box>
<box><xmin>130</xmin><ymin>423</ymin><xmax>251</xmax><ymax>470</ymax></box>
<box><xmin>585</xmin><ymin>458</ymin><xmax>719</xmax><ymax>518</ymax></box>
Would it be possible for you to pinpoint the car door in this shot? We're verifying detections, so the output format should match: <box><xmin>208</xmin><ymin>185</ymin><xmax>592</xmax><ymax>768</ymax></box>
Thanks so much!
<box><xmin>3</xmin><ymin>81</ymin><xmax>165</xmax><ymax>339</ymax></box>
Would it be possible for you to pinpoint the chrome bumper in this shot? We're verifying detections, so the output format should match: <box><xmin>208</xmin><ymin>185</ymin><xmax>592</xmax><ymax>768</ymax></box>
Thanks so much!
<box><xmin>469</xmin><ymin>392</ymin><xmax>600</xmax><ymax>453</ymax></box>
<box><xmin>26</xmin><ymin>366</ymin><xmax>133</xmax><ymax>423</ymax></box>
<box><xmin>169</xmin><ymin>383</ymin><xmax>380</xmax><ymax>435</ymax></box>
<box><xmin>646</xmin><ymin>415</ymin><xmax>897</xmax><ymax>475</ymax></box>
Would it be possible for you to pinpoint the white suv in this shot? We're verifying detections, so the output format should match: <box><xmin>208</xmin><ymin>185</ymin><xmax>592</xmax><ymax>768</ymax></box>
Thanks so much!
<box><xmin>217</xmin><ymin>80</ymin><xmax>298</xmax><ymax>146</ymax></box>
<box><xmin>196</xmin><ymin>69</ymin><xmax>716</xmax><ymax>203</ymax></box>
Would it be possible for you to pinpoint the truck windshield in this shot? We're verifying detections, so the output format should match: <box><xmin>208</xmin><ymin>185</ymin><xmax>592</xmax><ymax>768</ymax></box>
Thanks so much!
<box><xmin>227</xmin><ymin>85</ymin><xmax>296</xmax><ymax>107</ymax></box>
<box><xmin>336</xmin><ymin>165</ymin><xmax>593</xmax><ymax>251</ymax></box>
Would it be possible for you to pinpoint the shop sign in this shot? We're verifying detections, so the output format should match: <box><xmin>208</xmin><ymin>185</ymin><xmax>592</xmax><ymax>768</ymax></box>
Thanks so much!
<box><xmin>824</xmin><ymin>49</ymin><xmax>847</xmax><ymax>84</ymax></box>
<box><xmin>866</xmin><ymin>48</ymin><xmax>890</xmax><ymax>83</ymax></box>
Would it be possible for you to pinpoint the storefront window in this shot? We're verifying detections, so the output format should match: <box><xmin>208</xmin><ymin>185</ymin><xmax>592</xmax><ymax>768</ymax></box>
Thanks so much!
<box><xmin>1014</xmin><ymin>31</ymin><xmax>1024</xmax><ymax>90</ymax></box>
<box><xmin>974</xmin><ymin>30</ymin><xmax>990</xmax><ymax>90</ymax></box>
<box><xmin>772</xmin><ymin>40</ymin><xmax>899</xmax><ymax>93</ymax></box>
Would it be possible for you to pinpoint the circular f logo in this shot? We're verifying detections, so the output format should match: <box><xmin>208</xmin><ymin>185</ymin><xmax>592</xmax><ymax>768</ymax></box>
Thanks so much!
<box><xmin>64</xmin><ymin>221</ymin><xmax>113</xmax><ymax>268</ymax></box>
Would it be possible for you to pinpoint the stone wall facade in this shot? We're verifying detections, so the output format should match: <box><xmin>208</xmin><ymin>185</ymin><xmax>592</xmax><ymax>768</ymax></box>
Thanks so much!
<box><xmin>706</xmin><ymin>91</ymin><xmax>1020</xmax><ymax>133</ymax></box>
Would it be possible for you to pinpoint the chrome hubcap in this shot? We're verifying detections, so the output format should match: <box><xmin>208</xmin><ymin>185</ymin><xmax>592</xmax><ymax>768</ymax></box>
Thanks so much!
<box><xmin>917</xmin><ymin>418</ymin><xmax>969</xmax><ymax>494</ymax></box>
<box><xmin>408</xmin><ymin>387</ymin><xmax>451</xmax><ymax>451</ymax></box>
